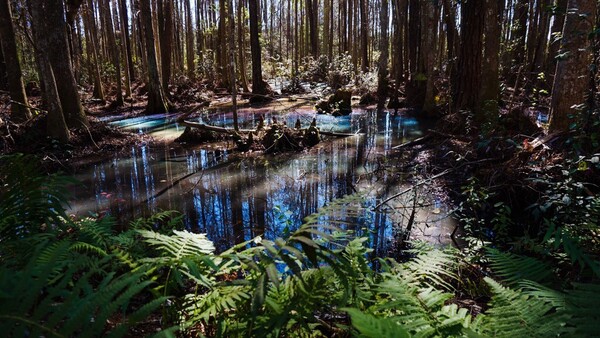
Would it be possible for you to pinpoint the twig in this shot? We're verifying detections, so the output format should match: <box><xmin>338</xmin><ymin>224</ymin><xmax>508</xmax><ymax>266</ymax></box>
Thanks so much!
<box><xmin>392</xmin><ymin>134</ymin><xmax>431</xmax><ymax>150</ymax></box>
<box><xmin>373</xmin><ymin>169</ymin><xmax>453</xmax><ymax>210</ymax></box>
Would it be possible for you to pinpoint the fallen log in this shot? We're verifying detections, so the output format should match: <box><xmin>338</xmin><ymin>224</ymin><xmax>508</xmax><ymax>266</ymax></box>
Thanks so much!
<box><xmin>180</xmin><ymin>120</ymin><xmax>254</xmax><ymax>134</ymax></box>
<box><xmin>181</xmin><ymin>119</ymin><xmax>361</xmax><ymax>138</ymax></box>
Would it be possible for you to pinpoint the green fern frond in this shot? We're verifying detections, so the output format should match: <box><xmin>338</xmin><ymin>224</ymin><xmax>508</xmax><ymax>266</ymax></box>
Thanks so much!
<box><xmin>343</xmin><ymin>308</ymin><xmax>410</xmax><ymax>338</ymax></box>
<box><xmin>479</xmin><ymin>277</ymin><xmax>567</xmax><ymax>338</ymax></box>
<box><xmin>140</xmin><ymin>230</ymin><xmax>215</xmax><ymax>258</ymax></box>
<box><xmin>402</xmin><ymin>245</ymin><xmax>459</xmax><ymax>290</ymax></box>
<box><xmin>485</xmin><ymin>248</ymin><xmax>554</xmax><ymax>285</ymax></box>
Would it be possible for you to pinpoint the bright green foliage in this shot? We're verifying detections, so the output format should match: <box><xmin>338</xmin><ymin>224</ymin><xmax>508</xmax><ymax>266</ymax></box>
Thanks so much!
<box><xmin>2</xmin><ymin>154</ymin><xmax>600</xmax><ymax>337</ymax></box>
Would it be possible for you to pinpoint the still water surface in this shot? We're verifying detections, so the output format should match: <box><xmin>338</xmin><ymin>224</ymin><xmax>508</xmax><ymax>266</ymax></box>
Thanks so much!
<box><xmin>69</xmin><ymin>108</ymin><xmax>455</xmax><ymax>255</ymax></box>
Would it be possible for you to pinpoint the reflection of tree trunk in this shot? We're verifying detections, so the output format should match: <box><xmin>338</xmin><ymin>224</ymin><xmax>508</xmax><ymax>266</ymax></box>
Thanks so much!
<box><xmin>0</xmin><ymin>0</ymin><xmax>31</xmax><ymax>122</ymax></box>
<box><xmin>232</xmin><ymin>183</ymin><xmax>245</xmax><ymax>245</ymax></box>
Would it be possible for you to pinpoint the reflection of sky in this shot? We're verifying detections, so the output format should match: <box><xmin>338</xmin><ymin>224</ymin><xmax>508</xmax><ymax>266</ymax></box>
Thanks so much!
<box><xmin>69</xmin><ymin>109</ymin><xmax>452</xmax><ymax>255</ymax></box>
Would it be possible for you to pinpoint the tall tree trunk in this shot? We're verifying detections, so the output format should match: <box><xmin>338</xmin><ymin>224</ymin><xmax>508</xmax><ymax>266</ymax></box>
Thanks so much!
<box><xmin>547</xmin><ymin>0</ymin><xmax>568</xmax><ymax>80</ymax></box>
<box><xmin>549</xmin><ymin>0</ymin><xmax>596</xmax><ymax>132</ymax></box>
<box><xmin>119</xmin><ymin>0</ymin><xmax>135</xmax><ymax>81</ymax></box>
<box><xmin>508</xmin><ymin>0</ymin><xmax>528</xmax><ymax>86</ymax></box>
<box><xmin>249</xmin><ymin>0</ymin><xmax>271</xmax><ymax>98</ymax></box>
<box><xmin>0</xmin><ymin>0</ymin><xmax>31</xmax><ymax>122</ymax></box>
<box><xmin>185</xmin><ymin>0</ymin><xmax>195</xmax><ymax>80</ymax></box>
<box><xmin>158</xmin><ymin>0</ymin><xmax>173</xmax><ymax>92</ymax></box>
<box><xmin>377</xmin><ymin>0</ymin><xmax>389</xmax><ymax>109</ymax></box>
<box><xmin>480</xmin><ymin>0</ymin><xmax>502</xmax><ymax>119</ymax></box>
<box><xmin>218</xmin><ymin>0</ymin><xmax>229</xmax><ymax>86</ymax></box>
<box><xmin>306</xmin><ymin>0</ymin><xmax>318</xmax><ymax>57</ymax></box>
<box><xmin>84</xmin><ymin>0</ymin><xmax>105</xmax><ymax>101</ymax></box>
<box><xmin>140</xmin><ymin>0</ymin><xmax>169</xmax><ymax>114</ymax></box>
<box><xmin>45</xmin><ymin>0</ymin><xmax>89</xmax><ymax>128</ymax></box>
<box><xmin>228</xmin><ymin>0</ymin><xmax>238</xmax><ymax>131</ymax></box>
<box><xmin>453</xmin><ymin>0</ymin><xmax>484</xmax><ymax>115</ymax></box>
<box><xmin>237</xmin><ymin>0</ymin><xmax>250</xmax><ymax>92</ymax></box>
<box><xmin>359</xmin><ymin>0</ymin><xmax>368</xmax><ymax>71</ymax></box>
<box><xmin>29</xmin><ymin>0</ymin><xmax>70</xmax><ymax>142</ymax></box>
<box><xmin>422</xmin><ymin>0</ymin><xmax>438</xmax><ymax>115</ymax></box>
<box><xmin>0</xmin><ymin>39</ymin><xmax>7</xmax><ymax>91</ymax></box>
<box><xmin>103</xmin><ymin>0</ymin><xmax>124</xmax><ymax>106</ymax></box>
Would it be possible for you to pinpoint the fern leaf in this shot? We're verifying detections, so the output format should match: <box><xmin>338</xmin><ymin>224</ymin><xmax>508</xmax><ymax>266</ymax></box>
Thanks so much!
<box><xmin>343</xmin><ymin>308</ymin><xmax>410</xmax><ymax>338</ymax></box>
<box><xmin>485</xmin><ymin>248</ymin><xmax>553</xmax><ymax>286</ymax></box>
<box><xmin>479</xmin><ymin>277</ymin><xmax>567</xmax><ymax>337</ymax></box>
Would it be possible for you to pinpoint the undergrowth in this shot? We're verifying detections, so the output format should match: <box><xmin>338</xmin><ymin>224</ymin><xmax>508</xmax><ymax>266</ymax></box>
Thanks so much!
<box><xmin>1</xmin><ymin>153</ymin><xmax>599</xmax><ymax>337</ymax></box>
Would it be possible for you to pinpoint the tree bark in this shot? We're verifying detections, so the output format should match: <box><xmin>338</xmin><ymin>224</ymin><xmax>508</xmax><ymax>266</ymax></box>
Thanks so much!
<box><xmin>185</xmin><ymin>0</ymin><xmax>195</xmax><ymax>80</ymax></box>
<box><xmin>549</xmin><ymin>0</ymin><xmax>596</xmax><ymax>132</ymax></box>
<box><xmin>43</xmin><ymin>0</ymin><xmax>89</xmax><ymax>128</ymax></box>
<box><xmin>140</xmin><ymin>0</ymin><xmax>169</xmax><ymax>114</ymax></box>
<box><xmin>422</xmin><ymin>0</ymin><xmax>438</xmax><ymax>115</ymax></box>
<box><xmin>480</xmin><ymin>0</ymin><xmax>502</xmax><ymax>117</ymax></box>
<box><xmin>452</xmin><ymin>0</ymin><xmax>484</xmax><ymax>114</ymax></box>
<box><xmin>359</xmin><ymin>0</ymin><xmax>369</xmax><ymax>71</ymax></box>
<box><xmin>0</xmin><ymin>0</ymin><xmax>31</xmax><ymax>122</ymax></box>
<box><xmin>377</xmin><ymin>0</ymin><xmax>389</xmax><ymax>109</ymax></box>
<box><xmin>158</xmin><ymin>0</ymin><xmax>173</xmax><ymax>92</ymax></box>
<box><xmin>29</xmin><ymin>0</ymin><xmax>70</xmax><ymax>142</ymax></box>
<box><xmin>102</xmin><ymin>0</ymin><xmax>124</xmax><ymax>106</ymax></box>
<box><xmin>249</xmin><ymin>0</ymin><xmax>271</xmax><ymax>98</ymax></box>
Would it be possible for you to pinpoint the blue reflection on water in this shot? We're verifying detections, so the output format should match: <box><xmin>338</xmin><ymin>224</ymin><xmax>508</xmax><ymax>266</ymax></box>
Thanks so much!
<box><xmin>70</xmin><ymin>109</ymin><xmax>442</xmax><ymax>256</ymax></box>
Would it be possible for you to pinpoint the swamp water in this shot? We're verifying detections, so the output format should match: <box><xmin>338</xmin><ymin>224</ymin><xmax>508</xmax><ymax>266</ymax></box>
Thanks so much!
<box><xmin>69</xmin><ymin>108</ymin><xmax>456</xmax><ymax>255</ymax></box>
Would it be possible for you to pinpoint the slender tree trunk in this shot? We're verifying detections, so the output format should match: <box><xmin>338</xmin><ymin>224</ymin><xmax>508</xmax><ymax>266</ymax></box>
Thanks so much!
<box><xmin>184</xmin><ymin>0</ymin><xmax>195</xmax><ymax>80</ymax></box>
<box><xmin>549</xmin><ymin>0</ymin><xmax>596</xmax><ymax>132</ymax></box>
<box><xmin>237</xmin><ymin>0</ymin><xmax>250</xmax><ymax>92</ymax></box>
<box><xmin>306</xmin><ymin>0</ymin><xmax>318</xmax><ymax>57</ymax></box>
<box><xmin>249</xmin><ymin>0</ymin><xmax>271</xmax><ymax>98</ymax></box>
<box><xmin>228</xmin><ymin>0</ymin><xmax>238</xmax><ymax>131</ymax></box>
<box><xmin>140</xmin><ymin>0</ymin><xmax>169</xmax><ymax>114</ymax></box>
<box><xmin>0</xmin><ymin>0</ymin><xmax>31</xmax><ymax>122</ymax></box>
<box><xmin>103</xmin><ymin>0</ymin><xmax>124</xmax><ymax>106</ymax></box>
<box><xmin>377</xmin><ymin>0</ymin><xmax>389</xmax><ymax>109</ymax></box>
<box><xmin>0</xmin><ymin>39</ymin><xmax>7</xmax><ymax>91</ymax></box>
<box><xmin>84</xmin><ymin>0</ymin><xmax>105</xmax><ymax>101</ymax></box>
<box><xmin>547</xmin><ymin>0</ymin><xmax>569</xmax><ymax>80</ymax></box>
<box><xmin>359</xmin><ymin>0</ymin><xmax>368</xmax><ymax>71</ymax></box>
